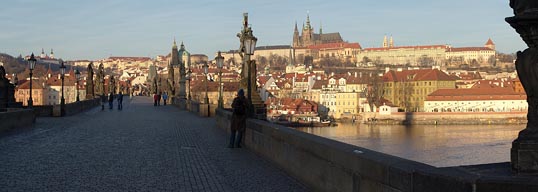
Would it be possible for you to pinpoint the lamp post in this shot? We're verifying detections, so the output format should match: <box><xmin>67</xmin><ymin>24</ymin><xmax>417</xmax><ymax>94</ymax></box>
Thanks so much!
<box><xmin>244</xmin><ymin>34</ymin><xmax>257</xmax><ymax>117</ymax></box>
<box><xmin>60</xmin><ymin>60</ymin><xmax>66</xmax><ymax>116</ymax></box>
<box><xmin>186</xmin><ymin>71</ymin><xmax>191</xmax><ymax>100</ymax></box>
<box><xmin>27</xmin><ymin>53</ymin><xmax>36</xmax><ymax>108</ymax></box>
<box><xmin>203</xmin><ymin>62</ymin><xmax>209</xmax><ymax>104</ymax></box>
<box><xmin>216</xmin><ymin>51</ymin><xmax>224</xmax><ymax>108</ymax></box>
<box><xmin>75</xmin><ymin>69</ymin><xmax>80</xmax><ymax>102</ymax></box>
<box><xmin>100</xmin><ymin>78</ymin><xmax>105</xmax><ymax>110</ymax></box>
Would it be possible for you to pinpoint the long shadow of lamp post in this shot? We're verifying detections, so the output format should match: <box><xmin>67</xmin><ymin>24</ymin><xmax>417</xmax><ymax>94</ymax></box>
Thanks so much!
<box><xmin>59</xmin><ymin>60</ymin><xmax>66</xmax><ymax>116</ymax></box>
<box><xmin>216</xmin><ymin>51</ymin><xmax>224</xmax><ymax>109</ymax></box>
<box><xmin>27</xmin><ymin>53</ymin><xmax>36</xmax><ymax>108</ymax></box>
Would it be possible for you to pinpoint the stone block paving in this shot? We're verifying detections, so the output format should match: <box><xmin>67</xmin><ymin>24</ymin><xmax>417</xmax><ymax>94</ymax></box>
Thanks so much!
<box><xmin>0</xmin><ymin>97</ymin><xmax>308</xmax><ymax>192</ymax></box>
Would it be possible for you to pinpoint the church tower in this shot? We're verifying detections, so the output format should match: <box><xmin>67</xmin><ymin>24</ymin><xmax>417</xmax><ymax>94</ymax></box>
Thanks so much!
<box><xmin>168</xmin><ymin>39</ymin><xmax>179</xmax><ymax>95</ymax></box>
<box><xmin>485</xmin><ymin>38</ymin><xmax>496</xmax><ymax>50</ymax></box>
<box><xmin>41</xmin><ymin>48</ymin><xmax>45</xmax><ymax>58</ymax></box>
<box><xmin>50</xmin><ymin>49</ymin><xmax>54</xmax><ymax>59</ymax></box>
<box><xmin>383</xmin><ymin>35</ymin><xmax>388</xmax><ymax>48</ymax></box>
<box><xmin>302</xmin><ymin>14</ymin><xmax>314</xmax><ymax>47</ymax></box>
<box><xmin>293</xmin><ymin>22</ymin><xmax>301</xmax><ymax>47</ymax></box>
<box><xmin>389</xmin><ymin>36</ymin><xmax>394</xmax><ymax>48</ymax></box>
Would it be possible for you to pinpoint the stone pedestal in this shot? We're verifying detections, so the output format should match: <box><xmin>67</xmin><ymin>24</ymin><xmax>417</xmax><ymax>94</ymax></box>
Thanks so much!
<box><xmin>177</xmin><ymin>98</ymin><xmax>187</xmax><ymax>110</ymax></box>
<box><xmin>507</xmin><ymin>0</ymin><xmax>538</xmax><ymax>174</ymax></box>
<box><xmin>512</xmin><ymin>140</ymin><xmax>538</xmax><ymax>173</ymax></box>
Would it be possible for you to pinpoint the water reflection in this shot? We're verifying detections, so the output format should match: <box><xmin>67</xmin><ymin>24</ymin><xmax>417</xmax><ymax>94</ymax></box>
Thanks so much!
<box><xmin>296</xmin><ymin>123</ymin><xmax>524</xmax><ymax>167</ymax></box>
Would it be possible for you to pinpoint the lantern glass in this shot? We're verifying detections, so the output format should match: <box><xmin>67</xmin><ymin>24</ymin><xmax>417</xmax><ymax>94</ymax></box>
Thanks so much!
<box><xmin>245</xmin><ymin>37</ymin><xmax>257</xmax><ymax>55</ymax></box>
<box><xmin>216</xmin><ymin>51</ymin><xmax>224</xmax><ymax>68</ymax></box>
<box><xmin>60</xmin><ymin>60</ymin><xmax>66</xmax><ymax>75</ymax></box>
<box><xmin>28</xmin><ymin>53</ymin><xmax>37</xmax><ymax>70</ymax></box>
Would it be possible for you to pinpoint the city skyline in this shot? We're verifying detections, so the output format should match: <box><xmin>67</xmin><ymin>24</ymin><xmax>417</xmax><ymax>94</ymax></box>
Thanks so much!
<box><xmin>0</xmin><ymin>0</ymin><xmax>525</xmax><ymax>60</ymax></box>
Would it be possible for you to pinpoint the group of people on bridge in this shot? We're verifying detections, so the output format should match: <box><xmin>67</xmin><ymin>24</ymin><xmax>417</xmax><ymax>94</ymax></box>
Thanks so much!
<box><xmin>153</xmin><ymin>92</ymin><xmax>168</xmax><ymax>106</ymax></box>
<box><xmin>100</xmin><ymin>92</ymin><xmax>124</xmax><ymax>111</ymax></box>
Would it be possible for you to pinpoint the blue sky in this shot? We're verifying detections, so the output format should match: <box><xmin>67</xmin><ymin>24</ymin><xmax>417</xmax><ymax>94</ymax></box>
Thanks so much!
<box><xmin>0</xmin><ymin>0</ymin><xmax>525</xmax><ymax>60</ymax></box>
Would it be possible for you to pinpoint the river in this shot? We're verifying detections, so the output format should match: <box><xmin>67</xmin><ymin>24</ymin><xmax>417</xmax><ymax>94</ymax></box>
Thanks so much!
<box><xmin>296</xmin><ymin>123</ymin><xmax>525</xmax><ymax>167</ymax></box>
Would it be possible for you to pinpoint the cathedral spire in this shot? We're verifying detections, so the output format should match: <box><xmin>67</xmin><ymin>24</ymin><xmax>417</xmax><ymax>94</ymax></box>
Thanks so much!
<box><xmin>50</xmin><ymin>48</ymin><xmax>54</xmax><ymax>59</ymax></box>
<box><xmin>180</xmin><ymin>41</ymin><xmax>185</xmax><ymax>51</ymax></box>
<box><xmin>319</xmin><ymin>21</ymin><xmax>323</xmax><ymax>34</ymax></box>
<box><xmin>306</xmin><ymin>12</ymin><xmax>312</xmax><ymax>30</ymax></box>
<box><xmin>173</xmin><ymin>38</ymin><xmax>177</xmax><ymax>49</ymax></box>
<box><xmin>389</xmin><ymin>35</ymin><xmax>394</xmax><ymax>48</ymax></box>
<box><xmin>294</xmin><ymin>21</ymin><xmax>298</xmax><ymax>33</ymax></box>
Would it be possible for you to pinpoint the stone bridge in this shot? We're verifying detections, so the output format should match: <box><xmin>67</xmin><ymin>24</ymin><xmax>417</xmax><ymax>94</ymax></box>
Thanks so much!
<box><xmin>3</xmin><ymin>96</ymin><xmax>538</xmax><ymax>192</ymax></box>
<box><xmin>0</xmin><ymin>96</ymin><xmax>306</xmax><ymax>191</ymax></box>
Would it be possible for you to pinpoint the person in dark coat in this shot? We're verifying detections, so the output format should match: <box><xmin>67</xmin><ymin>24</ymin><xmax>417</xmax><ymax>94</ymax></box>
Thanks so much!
<box><xmin>153</xmin><ymin>93</ymin><xmax>158</xmax><ymax>106</ymax></box>
<box><xmin>108</xmin><ymin>93</ymin><xmax>114</xmax><ymax>110</ymax></box>
<box><xmin>117</xmin><ymin>91</ymin><xmax>123</xmax><ymax>110</ymax></box>
<box><xmin>162</xmin><ymin>92</ymin><xmax>168</xmax><ymax>106</ymax></box>
<box><xmin>229</xmin><ymin>89</ymin><xmax>248</xmax><ymax>148</ymax></box>
<box><xmin>157</xmin><ymin>92</ymin><xmax>162</xmax><ymax>106</ymax></box>
<box><xmin>101</xmin><ymin>94</ymin><xmax>106</xmax><ymax>111</ymax></box>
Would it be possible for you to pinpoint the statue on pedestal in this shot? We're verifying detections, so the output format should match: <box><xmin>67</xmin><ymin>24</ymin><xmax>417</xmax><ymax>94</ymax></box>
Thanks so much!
<box><xmin>0</xmin><ymin>66</ymin><xmax>10</xmax><ymax>108</ymax></box>
<box><xmin>507</xmin><ymin>0</ymin><xmax>538</xmax><ymax>173</ymax></box>
<box><xmin>86</xmin><ymin>62</ymin><xmax>94</xmax><ymax>98</ymax></box>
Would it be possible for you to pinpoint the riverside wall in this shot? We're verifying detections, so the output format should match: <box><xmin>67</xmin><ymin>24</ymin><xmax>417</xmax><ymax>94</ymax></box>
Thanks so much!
<box><xmin>361</xmin><ymin>112</ymin><xmax>527</xmax><ymax>125</ymax></box>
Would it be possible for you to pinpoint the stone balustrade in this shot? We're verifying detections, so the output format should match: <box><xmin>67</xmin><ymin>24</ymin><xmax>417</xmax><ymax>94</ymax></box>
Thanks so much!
<box><xmin>216</xmin><ymin>108</ymin><xmax>538</xmax><ymax>192</ymax></box>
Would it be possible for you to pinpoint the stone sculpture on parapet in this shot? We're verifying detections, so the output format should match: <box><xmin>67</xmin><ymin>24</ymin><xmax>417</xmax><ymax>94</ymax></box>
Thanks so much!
<box><xmin>507</xmin><ymin>0</ymin><xmax>538</xmax><ymax>174</ymax></box>
<box><xmin>0</xmin><ymin>66</ymin><xmax>10</xmax><ymax>108</ymax></box>
<box><xmin>86</xmin><ymin>62</ymin><xmax>94</xmax><ymax>98</ymax></box>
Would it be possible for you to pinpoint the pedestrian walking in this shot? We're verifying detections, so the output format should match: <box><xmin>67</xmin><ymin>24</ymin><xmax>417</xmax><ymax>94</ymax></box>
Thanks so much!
<box><xmin>117</xmin><ymin>91</ymin><xmax>123</xmax><ymax>110</ymax></box>
<box><xmin>108</xmin><ymin>93</ymin><xmax>114</xmax><ymax>110</ymax></box>
<box><xmin>162</xmin><ymin>92</ymin><xmax>168</xmax><ymax>106</ymax></box>
<box><xmin>229</xmin><ymin>89</ymin><xmax>248</xmax><ymax>148</ymax></box>
<box><xmin>101</xmin><ymin>94</ymin><xmax>106</xmax><ymax>111</ymax></box>
<box><xmin>157</xmin><ymin>92</ymin><xmax>162</xmax><ymax>106</ymax></box>
<box><xmin>153</xmin><ymin>93</ymin><xmax>158</xmax><ymax>106</ymax></box>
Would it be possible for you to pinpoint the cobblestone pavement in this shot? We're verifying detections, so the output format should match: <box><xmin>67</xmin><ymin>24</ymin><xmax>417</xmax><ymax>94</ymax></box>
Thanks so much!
<box><xmin>0</xmin><ymin>96</ymin><xmax>308</xmax><ymax>192</ymax></box>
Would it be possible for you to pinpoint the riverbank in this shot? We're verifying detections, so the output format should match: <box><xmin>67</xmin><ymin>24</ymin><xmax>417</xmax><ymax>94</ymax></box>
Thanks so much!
<box><xmin>360</xmin><ymin>111</ymin><xmax>527</xmax><ymax>125</ymax></box>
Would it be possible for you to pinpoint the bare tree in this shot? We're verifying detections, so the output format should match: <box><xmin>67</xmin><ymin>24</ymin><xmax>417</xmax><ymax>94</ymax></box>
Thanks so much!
<box><xmin>365</xmin><ymin>75</ymin><xmax>385</xmax><ymax>112</ymax></box>
<box><xmin>418</xmin><ymin>55</ymin><xmax>434</xmax><ymax>67</ymax></box>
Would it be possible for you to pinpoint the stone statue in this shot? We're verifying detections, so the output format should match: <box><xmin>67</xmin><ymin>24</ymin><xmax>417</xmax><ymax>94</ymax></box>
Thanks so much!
<box><xmin>0</xmin><ymin>66</ymin><xmax>8</xmax><ymax>108</ymax></box>
<box><xmin>507</xmin><ymin>0</ymin><xmax>538</xmax><ymax>173</ymax></box>
<box><xmin>510</xmin><ymin>0</ymin><xmax>538</xmax><ymax>16</ymax></box>
<box><xmin>86</xmin><ymin>62</ymin><xmax>94</xmax><ymax>98</ymax></box>
<box><xmin>95</xmin><ymin>63</ymin><xmax>104</xmax><ymax>95</ymax></box>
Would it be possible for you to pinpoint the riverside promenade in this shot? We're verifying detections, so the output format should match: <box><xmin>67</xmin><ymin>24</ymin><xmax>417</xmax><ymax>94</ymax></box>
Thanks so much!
<box><xmin>0</xmin><ymin>96</ymin><xmax>307</xmax><ymax>191</ymax></box>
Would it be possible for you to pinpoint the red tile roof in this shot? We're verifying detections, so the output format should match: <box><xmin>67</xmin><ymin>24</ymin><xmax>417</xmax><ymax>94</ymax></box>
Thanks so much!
<box><xmin>363</xmin><ymin>45</ymin><xmax>446</xmax><ymax>51</ymax></box>
<box><xmin>307</xmin><ymin>42</ymin><xmax>362</xmax><ymax>50</ymax></box>
<box><xmin>485</xmin><ymin>38</ymin><xmax>495</xmax><ymax>45</ymax></box>
<box><xmin>426</xmin><ymin>87</ymin><xmax>526</xmax><ymax>101</ymax></box>
<box><xmin>447</xmin><ymin>47</ymin><xmax>493</xmax><ymax>52</ymax></box>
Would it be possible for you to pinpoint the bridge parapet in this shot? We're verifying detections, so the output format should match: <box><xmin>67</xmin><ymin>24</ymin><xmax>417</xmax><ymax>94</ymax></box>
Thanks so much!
<box><xmin>216</xmin><ymin>108</ymin><xmax>538</xmax><ymax>191</ymax></box>
<box><xmin>0</xmin><ymin>108</ymin><xmax>35</xmax><ymax>133</ymax></box>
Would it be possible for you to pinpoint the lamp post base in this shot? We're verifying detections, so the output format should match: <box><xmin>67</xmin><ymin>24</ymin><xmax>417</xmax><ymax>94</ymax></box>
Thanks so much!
<box><xmin>60</xmin><ymin>98</ymin><xmax>65</xmax><ymax>116</ymax></box>
<box><xmin>27</xmin><ymin>99</ymin><xmax>33</xmax><ymax>108</ymax></box>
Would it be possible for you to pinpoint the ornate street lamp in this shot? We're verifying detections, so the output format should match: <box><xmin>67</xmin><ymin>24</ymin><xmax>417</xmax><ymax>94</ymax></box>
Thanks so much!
<box><xmin>100</xmin><ymin>78</ymin><xmax>105</xmax><ymax>110</ymax></box>
<box><xmin>245</xmin><ymin>34</ymin><xmax>257</xmax><ymax>116</ymax></box>
<box><xmin>60</xmin><ymin>60</ymin><xmax>66</xmax><ymax>116</ymax></box>
<box><xmin>203</xmin><ymin>62</ymin><xmax>209</xmax><ymax>104</ymax></box>
<box><xmin>75</xmin><ymin>69</ymin><xmax>80</xmax><ymax>102</ymax></box>
<box><xmin>186</xmin><ymin>69</ymin><xmax>192</xmax><ymax>101</ymax></box>
<box><xmin>27</xmin><ymin>53</ymin><xmax>36</xmax><ymax>108</ymax></box>
<box><xmin>216</xmin><ymin>51</ymin><xmax>224</xmax><ymax>108</ymax></box>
